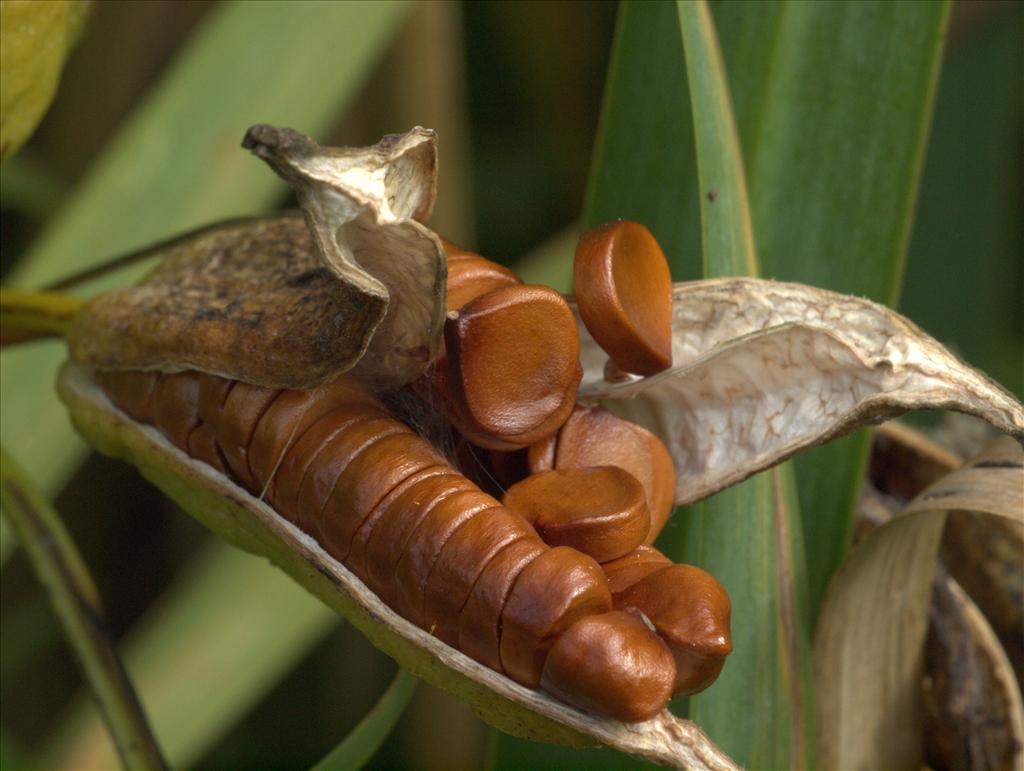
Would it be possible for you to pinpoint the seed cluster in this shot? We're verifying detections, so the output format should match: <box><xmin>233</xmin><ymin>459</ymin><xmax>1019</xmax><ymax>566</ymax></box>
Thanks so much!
<box><xmin>96</xmin><ymin>221</ymin><xmax>732</xmax><ymax>722</ymax></box>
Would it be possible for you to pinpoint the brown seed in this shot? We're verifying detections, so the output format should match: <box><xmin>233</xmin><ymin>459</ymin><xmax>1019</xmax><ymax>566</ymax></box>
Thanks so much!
<box><xmin>248</xmin><ymin>377</ymin><xmax>383</xmax><ymax>493</ymax></box>
<box><xmin>502</xmin><ymin>466</ymin><xmax>650</xmax><ymax>563</ymax></box>
<box><xmin>445</xmin><ymin>284</ymin><xmax>581</xmax><ymax>450</ymax></box>
<box><xmin>151</xmin><ymin>371</ymin><xmax>201</xmax><ymax>452</ymax></box>
<box><xmin>602</xmin><ymin>545</ymin><xmax>672</xmax><ymax>593</ymax></box>
<box><xmin>446</xmin><ymin>254</ymin><xmax>521</xmax><ymax>312</ymax></box>
<box><xmin>574</xmin><ymin>219</ymin><xmax>673</xmax><ymax>375</ymax></box>
<box><xmin>345</xmin><ymin>465</ymin><xmax>452</xmax><ymax>583</ymax></box>
<box><xmin>525</xmin><ymin>431</ymin><xmax>556</xmax><ymax>474</ymax></box>
<box><xmin>97</xmin><ymin>370</ymin><xmax>160</xmax><ymax>423</ymax></box>
<box><xmin>319</xmin><ymin>432</ymin><xmax>446</xmax><ymax>563</ymax></box>
<box><xmin>422</xmin><ymin>509</ymin><xmax>536</xmax><ymax>645</ymax></box>
<box><xmin>392</xmin><ymin>489</ymin><xmax>500</xmax><ymax>626</ymax></box>
<box><xmin>293</xmin><ymin>416</ymin><xmax>410</xmax><ymax>538</ymax></box>
<box><xmin>187</xmin><ymin>422</ymin><xmax>228</xmax><ymax>475</ymax></box>
<box><xmin>541</xmin><ymin>610</ymin><xmax>676</xmax><ymax>722</ymax></box>
<box><xmin>529</xmin><ymin>404</ymin><xmax>677</xmax><ymax>543</ymax></box>
<box><xmin>458</xmin><ymin>537</ymin><xmax>546</xmax><ymax>672</ymax></box>
<box><xmin>613</xmin><ymin>564</ymin><xmax>732</xmax><ymax>695</ymax></box>
<box><xmin>499</xmin><ymin>545</ymin><xmax>612</xmax><ymax>687</ymax></box>
<box><xmin>214</xmin><ymin>381</ymin><xmax>282</xmax><ymax>491</ymax></box>
<box><xmin>362</xmin><ymin>471</ymin><xmax>478</xmax><ymax>605</ymax></box>
<box><xmin>268</xmin><ymin>404</ymin><xmax>388</xmax><ymax>527</ymax></box>
<box><xmin>197</xmin><ymin>374</ymin><xmax>234</xmax><ymax>426</ymax></box>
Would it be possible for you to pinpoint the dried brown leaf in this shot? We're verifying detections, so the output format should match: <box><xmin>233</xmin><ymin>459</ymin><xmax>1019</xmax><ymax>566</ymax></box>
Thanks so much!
<box><xmin>814</xmin><ymin>438</ymin><xmax>1024</xmax><ymax>770</ymax></box>
<box><xmin>577</xmin><ymin>279</ymin><xmax>1024</xmax><ymax>506</ymax></box>
<box><xmin>924</xmin><ymin>567</ymin><xmax>1024</xmax><ymax>771</ymax></box>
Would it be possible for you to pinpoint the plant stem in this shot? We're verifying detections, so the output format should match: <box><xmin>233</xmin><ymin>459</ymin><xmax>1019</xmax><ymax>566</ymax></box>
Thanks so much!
<box><xmin>0</xmin><ymin>287</ymin><xmax>83</xmax><ymax>345</ymax></box>
<box><xmin>0</xmin><ymin>447</ymin><xmax>166</xmax><ymax>770</ymax></box>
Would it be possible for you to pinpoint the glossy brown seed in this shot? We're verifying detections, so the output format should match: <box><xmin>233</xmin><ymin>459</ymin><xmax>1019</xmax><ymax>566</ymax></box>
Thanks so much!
<box><xmin>363</xmin><ymin>471</ymin><xmax>478</xmax><ymax>604</ymax></box>
<box><xmin>393</xmin><ymin>490</ymin><xmax>501</xmax><ymax>626</ymax></box>
<box><xmin>269</xmin><ymin>404</ymin><xmax>388</xmax><ymax>530</ymax></box>
<box><xmin>422</xmin><ymin>510</ymin><xmax>537</xmax><ymax>645</ymax></box>
<box><xmin>446</xmin><ymin>254</ymin><xmax>521</xmax><ymax>312</ymax></box>
<box><xmin>458</xmin><ymin>537</ymin><xmax>546</xmax><ymax>672</ymax></box>
<box><xmin>214</xmin><ymin>381</ymin><xmax>282</xmax><ymax>491</ymax></box>
<box><xmin>345</xmin><ymin>465</ymin><xmax>452</xmax><ymax>583</ymax></box>
<box><xmin>531</xmin><ymin>404</ymin><xmax>676</xmax><ymax>544</ymax></box>
<box><xmin>500</xmin><ymin>545</ymin><xmax>612</xmax><ymax>687</ymax></box>
<box><xmin>97</xmin><ymin>370</ymin><xmax>161</xmax><ymax>423</ymax></box>
<box><xmin>525</xmin><ymin>431</ymin><xmax>556</xmax><ymax>475</ymax></box>
<box><xmin>613</xmin><ymin>564</ymin><xmax>732</xmax><ymax>695</ymax></box>
<box><xmin>319</xmin><ymin>432</ymin><xmax>446</xmax><ymax>563</ymax></box>
<box><xmin>541</xmin><ymin>610</ymin><xmax>676</xmax><ymax>722</ymax></box>
<box><xmin>602</xmin><ymin>545</ymin><xmax>672</xmax><ymax>594</ymax></box>
<box><xmin>151</xmin><ymin>371</ymin><xmax>201</xmax><ymax>451</ymax></box>
<box><xmin>249</xmin><ymin>377</ymin><xmax>384</xmax><ymax>487</ymax></box>
<box><xmin>186</xmin><ymin>422</ymin><xmax>228</xmax><ymax>475</ymax></box>
<box><xmin>295</xmin><ymin>417</ymin><xmax>412</xmax><ymax>540</ymax></box>
<box><xmin>501</xmin><ymin>466</ymin><xmax>650</xmax><ymax>563</ymax></box>
<box><xmin>574</xmin><ymin>219</ymin><xmax>673</xmax><ymax>376</ymax></box>
<box><xmin>445</xmin><ymin>284</ymin><xmax>581</xmax><ymax>451</ymax></box>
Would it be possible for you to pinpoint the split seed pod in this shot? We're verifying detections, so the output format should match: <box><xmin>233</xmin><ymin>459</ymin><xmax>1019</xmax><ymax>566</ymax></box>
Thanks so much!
<box><xmin>70</xmin><ymin>127</ymin><xmax>448</xmax><ymax>389</ymax></box>
<box><xmin>52</xmin><ymin>126</ymin><xmax>1024</xmax><ymax>769</ymax></box>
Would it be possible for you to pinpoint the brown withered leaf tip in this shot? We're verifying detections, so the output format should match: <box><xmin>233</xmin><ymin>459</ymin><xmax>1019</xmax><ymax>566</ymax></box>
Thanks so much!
<box><xmin>69</xmin><ymin>215</ymin><xmax>386</xmax><ymax>389</ymax></box>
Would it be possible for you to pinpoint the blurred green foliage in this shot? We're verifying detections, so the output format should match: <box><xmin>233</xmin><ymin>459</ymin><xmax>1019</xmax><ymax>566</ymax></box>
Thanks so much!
<box><xmin>0</xmin><ymin>0</ymin><xmax>91</xmax><ymax>162</ymax></box>
<box><xmin>1</xmin><ymin>2</ymin><xmax>1020</xmax><ymax>770</ymax></box>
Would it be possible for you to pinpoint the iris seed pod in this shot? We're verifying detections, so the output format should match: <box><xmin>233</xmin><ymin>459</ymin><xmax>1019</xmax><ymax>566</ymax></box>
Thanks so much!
<box><xmin>95</xmin><ymin>369</ymin><xmax>693</xmax><ymax>722</ymax></box>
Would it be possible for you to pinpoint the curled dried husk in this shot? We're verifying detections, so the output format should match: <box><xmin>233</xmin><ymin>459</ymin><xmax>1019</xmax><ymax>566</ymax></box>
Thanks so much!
<box><xmin>860</xmin><ymin>429</ymin><xmax>1024</xmax><ymax>770</ymax></box>
<box><xmin>69</xmin><ymin>128</ymin><xmax>447</xmax><ymax>389</ymax></box>
<box><xmin>814</xmin><ymin>437</ymin><xmax>1024</xmax><ymax>770</ymax></box>
<box><xmin>576</xmin><ymin>278</ymin><xmax>1024</xmax><ymax>506</ymax></box>
<box><xmin>56</xmin><ymin>362</ymin><xmax>737</xmax><ymax>771</ymax></box>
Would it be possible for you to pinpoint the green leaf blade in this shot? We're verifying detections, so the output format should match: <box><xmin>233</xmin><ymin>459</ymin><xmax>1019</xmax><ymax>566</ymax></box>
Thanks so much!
<box><xmin>720</xmin><ymin>0</ymin><xmax>952</xmax><ymax>619</ymax></box>
<box><xmin>582</xmin><ymin>0</ymin><xmax>701</xmax><ymax>281</ymax></box>
<box><xmin>677</xmin><ymin>0</ymin><xmax>756</xmax><ymax>277</ymax></box>
<box><xmin>672</xmin><ymin>4</ymin><xmax>811</xmax><ymax>766</ymax></box>
<box><xmin>49</xmin><ymin>543</ymin><xmax>337</xmax><ymax>770</ymax></box>
<box><xmin>312</xmin><ymin>670</ymin><xmax>417</xmax><ymax>771</ymax></box>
